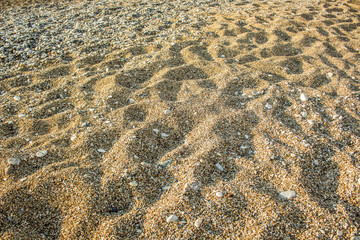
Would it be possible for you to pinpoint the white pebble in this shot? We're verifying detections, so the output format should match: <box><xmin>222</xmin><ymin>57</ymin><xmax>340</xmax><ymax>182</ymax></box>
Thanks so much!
<box><xmin>153</xmin><ymin>129</ymin><xmax>160</xmax><ymax>134</ymax></box>
<box><xmin>194</xmin><ymin>217</ymin><xmax>203</xmax><ymax>228</ymax></box>
<box><xmin>166</xmin><ymin>215</ymin><xmax>178</xmax><ymax>223</ymax></box>
<box><xmin>300</xmin><ymin>93</ymin><xmax>308</xmax><ymax>102</ymax></box>
<box><xmin>129</xmin><ymin>99</ymin><xmax>135</xmax><ymax>104</ymax></box>
<box><xmin>314</xmin><ymin>159</ymin><xmax>319</xmax><ymax>166</ymax></box>
<box><xmin>97</xmin><ymin>149</ymin><xmax>106</xmax><ymax>153</ymax></box>
<box><xmin>7</xmin><ymin>157</ymin><xmax>20</xmax><ymax>165</ymax></box>
<box><xmin>13</xmin><ymin>96</ymin><xmax>21</xmax><ymax>101</ymax></box>
<box><xmin>164</xmin><ymin>109</ymin><xmax>172</xmax><ymax>114</ymax></box>
<box><xmin>265</xmin><ymin>103</ymin><xmax>273</xmax><ymax>109</ymax></box>
<box><xmin>18</xmin><ymin>114</ymin><xmax>26</xmax><ymax>118</ymax></box>
<box><xmin>327</xmin><ymin>72</ymin><xmax>333</xmax><ymax>78</ymax></box>
<box><xmin>187</xmin><ymin>182</ymin><xmax>202</xmax><ymax>191</ymax></box>
<box><xmin>36</xmin><ymin>150</ymin><xmax>48</xmax><ymax>158</ymax></box>
<box><xmin>215</xmin><ymin>192</ymin><xmax>223</xmax><ymax>197</ymax></box>
<box><xmin>215</xmin><ymin>163</ymin><xmax>224</xmax><ymax>171</ymax></box>
<box><xmin>70</xmin><ymin>134</ymin><xmax>77</xmax><ymax>141</ymax></box>
<box><xmin>161</xmin><ymin>133</ymin><xmax>169</xmax><ymax>138</ymax></box>
<box><xmin>279</xmin><ymin>190</ymin><xmax>297</xmax><ymax>200</ymax></box>
<box><xmin>129</xmin><ymin>181</ymin><xmax>138</xmax><ymax>187</ymax></box>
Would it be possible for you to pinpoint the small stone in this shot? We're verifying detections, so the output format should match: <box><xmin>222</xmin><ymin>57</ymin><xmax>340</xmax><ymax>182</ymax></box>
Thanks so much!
<box><xmin>187</xmin><ymin>182</ymin><xmax>202</xmax><ymax>191</ymax></box>
<box><xmin>98</xmin><ymin>149</ymin><xmax>106</xmax><ymax>153</ymax></box>
<box><xmin>300</xmin><ymin>93</ymin><xmax>309</xmax><ymax>102</ymax></box>
<box><xmin>129</xmin><ymin>99</ymin><xmax>135</xmax><ymax>104</ymax></box>
<box><xmin>129</xmin><ymin>181</ymin><xmax>138</xmax><ymax>187</ymax></box>
<box><xmin>153</xmin><ymin>129</ymin><xmax>160</xmax><ymax>134</ymax></box>
<box><xmin>166</xmin><ymin>215</ymin><xmax>178</xmax><ymax>223</ymax></box>
<box><xmin>215</xmin><ymin>163</ymin><xmax>224</xmax><ymax>171</ymax></box>
<box><xmin>13</xmin><ymin>96</ymin><xmax>21</xmax><ymax>101</ymax></box>
<box><xmin>265</xmin><ymin>103</ymin><xmax>273</xmax><ymax>109</ymax></box>
<box><xmin>18</xmin><ymin>114</ymin><xmax>26</xmax><ymax>118</ymax></box>
<box><xmin>161</xmin><ymin>133</ymin><xmax>169</xmax><ymax>138</ymax></box>
<box><xmin>164</xmin><ymin>109</ymin><xmax>172</xmax><ymax>114</ymax></box>
<box><xmin>82</xmin><ymin>122</ymin><xmax>90</xmax><ymax>127</ymax></box>
<box><xmin>215</xmin><ymin>192</ymin><xmax>223</xmax><ymax>197</ymax></box>
<box><xmin>279</xmin><ymin>190</ymin><xmax>297</xmax><ymax>200</ymax></box>
<box><xmin>327</xmin><ymin>72</ymin><xmax>333</xmax><ymax>78</ymax></box>
<box><xmin>194</xmin><ymin>217</ymin><xmax>203</xmax><ymax>228</ymax></box>
<box><xmin>7</xmin><ymin>157</ymin><xmax>20</xmax><ymax>165</ymax></box>
<box><xmin>314</xmin><ymin>159</ymin><xmax>319</xmax><ymax>166</ymax></box>
<box><xmin>36</xmin><ymin>150</ymin><xmax>48</xmax><ymax>158</ymax></box>
<box><xmin>70</xmin><ymin>134</ymin><xmax>77</xmax><ymax>141</ymax></box>
<box><xmin>300</xmin><ymin>93</ymin><xmax>308</xmax><ymax>102</ymax></box>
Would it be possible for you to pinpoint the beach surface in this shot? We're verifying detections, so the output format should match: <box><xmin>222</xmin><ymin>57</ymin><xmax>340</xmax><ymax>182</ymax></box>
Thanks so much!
<box><xmin>1</xmin><ymin>0</ymin><xmax>360</xmax><ymax>239</ymax></box>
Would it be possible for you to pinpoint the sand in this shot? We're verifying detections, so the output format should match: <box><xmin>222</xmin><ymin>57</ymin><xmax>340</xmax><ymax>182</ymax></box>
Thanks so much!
<box><xmin>1</xmin><ymin>0</ymin><xmax>360</xmax><ymax>239</ymax></box>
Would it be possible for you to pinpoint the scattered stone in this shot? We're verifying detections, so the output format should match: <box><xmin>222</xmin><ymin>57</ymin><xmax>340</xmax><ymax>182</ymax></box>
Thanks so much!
<box><xmin>82</xmin><ymin>122</ymin><xmax>90</xmax><ymax>128</ymax></box>
<box><xmin>279</xmin><ymin>190</ymin><xmax>297</xmax><ymax>200</ymax></box>
<box><xmin>97</xmin><ymin>148</ymin><xmax>106</xmax><ymax>153</ymax></box>
<box><xmin>300</xmin><ymin>93</ymin><xmax>308</xmax><ymax>102</ymax></box>
<box><xmin>153</xmin><ymin>128</ymin><xmax>160</xmax><ymax>134</ymax></box>
<box><xmin>314</xmin><ymin>159</ymin><xmax>319</xmax><ymax>165</ymax></box>
<box><xmin>7</xmin><ymin>157</ymin><xmax>20</xmax><ymax>165</ymax></box>
<box><xmin>70</xmin><ymin>134</ymin><xmax>77</xmax><ymax>141</ymax></box>
<box><xmin>36</xmin><ymin>150</ymin><xmax>48</xmax><ymax>158</ymax></box>
<box><xmin>164</xmin><ymin>109</ymin><xmax>172</xmax><ymax>114</ymax></box>
<box><xmin>13</xmin><ymin>96</ymin><xmax>21</xmax><ymax>101</ymax></box>
<box><xmin>166</xmin><ymin>214</ymin><xmax>178</xmax><ymax>223</ymax></box>
<box><xmin>194</xmin><ymin>217</ymin><xmax>203</xmax><ymax>228</ymax></box>
<box><xmin>161</xmin><ymin>132</ymin><xmax>169</xmax><ymax>138</ymax></box>
<box><xmin>129</xmin><ymin>181</ymin><xmax>138</xmax><ymax>187</ymax></box>
<box><xmin>265</xmin><ymin>103</ymin><xmax>273</xmax><ymax>109</ymax></box>
<box><xmin>158</xmin><ymin>160</ymin><xmax>172</xmax><ymax>168</ymax></box>
<box><xmin>216</xmin><ymin>191</ymin><xmax>224</xmax><ymax>197</ymax></box>
<box><xmin>129</xmin><ymin>99</ymin><xmax>135</xmax><ymax>104</ymax></box>
<box><xmin>18</xmin><ymin>114</ymin><xmax>26</xmax><ymax>118</ymax></box>
<box><xmin>186</xmin><ymin>182</ymin><xmax>202</xmax><ymax>191</ymax></box>
<box><xmin>327</xmin><ymin>72</ymin><xmax>333</xmax><ymax>78</ymax></box>
<box><xmin>215</xmin><ymin>163</ymin><xmax>224</xmax><ymax>171</ymax></box>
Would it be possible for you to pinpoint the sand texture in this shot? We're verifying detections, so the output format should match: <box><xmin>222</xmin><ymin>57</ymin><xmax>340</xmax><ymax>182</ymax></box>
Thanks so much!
<box><xmin>1</xmin><ymin>0</ymin><xmax>360</xmax><ymax>239</ymax></box>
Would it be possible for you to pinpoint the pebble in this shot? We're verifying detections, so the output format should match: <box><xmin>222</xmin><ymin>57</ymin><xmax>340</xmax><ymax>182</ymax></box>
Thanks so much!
<box><xmin>215</xmin><ymin>191</ymin><xmax>224</xmax><ymax>197</ymax></box>
<box><xmin>279</xmin><ymin>190</ymin><xmax>297</xmax><ymax>200</ymax></box>
<box><xmin>97</xmin><ymin>148</ymin><xmax>106</xmax><ymax>153</ymax></box>
<box><xmin>194</xmin><ymin>217</ymin><xmax>203</xmax><ymax>228</ymax></box>
<box><xmin>161</xmin><ymin>133</ymin><xmax>169</xmax><ymax>138</ymax></box>
<box><xmin>36</xmin><ymin>150</ymin><xmax>48</xmax><ymax>158</ymax></box>
<box><xmin>327</xmin><ymin>72</ymin><xmax>333</xmax><ymax>78</ymax></box>
<box><xmin>300</xmin><ymin>93</ymin><xmax>308</xmax><ymax>102</ymax></box>
<box><xmin>215</xmin><ymin>163</ymin><xmax>224</xmax><ymax>171</ymax></box>
<box><xmin>265</xmin><ymin>103</ymin><xmax>273</xmax><ymax>109</ymax></box>
<box><xmin>129</xmin><ymin>99</ymin><xmax>135</xmax><ymax>104</ymax></box>
<box><xmin>70</xmin><ymin>134</ymin><xmax>77</xmax><ymax>141</ymax></box>
<box><xmin>7</xmin><ymin>157</ymin><xmax>20</xmax><ymax>165</ymax></box>
<box><xmin>166</xmin><ymin>215</ymin><xmax>178</xmax><ymax>223</ymax></box>
<box><xmin>187</xmin><ymin>182</ymin><xmax>202</xmax><ymax>191</ymax></box>
<box><xmin>13</xmin><ymin>96</ymin><xmax>21</xmax><ymax>101</ymax></box>
<box><xmin>129</xmin><ymin>181</ymin><xmax>138</xmax><ymax>187</ymax></box>
<box><xmin>164</xmin><ymin>109</ymin><xmax>172</xmax><ymax>114</ymax></box>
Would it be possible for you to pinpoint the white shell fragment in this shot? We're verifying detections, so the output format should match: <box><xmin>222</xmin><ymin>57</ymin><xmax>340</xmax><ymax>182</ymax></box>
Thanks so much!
<box><xmin>7</xmin><ymin>157</ymin><xmax>20</xmax><ymax>165</ymax></box>
<box><xmin>36</xmin><ymin>150</ymin><xmax>48</xmax><ymax>158</ymax></box>
<box><xmin>279</xmin><ymin>190</ymin><xmax>297</xmax><ymax>200</ymax></box>
<box><xmin>166</xmin><ymin>215</ymin><xmax>178</xmax><ymax>223</ymax></box>
<box><xmin>300</xmin><ymin>93</ymin><xmax>308</xmax><ymax>102</ymax></box>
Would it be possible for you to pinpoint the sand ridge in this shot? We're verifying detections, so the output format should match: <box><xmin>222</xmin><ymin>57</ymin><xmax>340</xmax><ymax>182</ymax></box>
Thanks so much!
<box><xmin>1</xmin><ymin>0</ymin><xmax>360</xmax><ymax>239</ymax></box>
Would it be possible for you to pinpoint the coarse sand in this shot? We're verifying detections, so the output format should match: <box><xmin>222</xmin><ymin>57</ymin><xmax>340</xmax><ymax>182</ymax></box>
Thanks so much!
<box><xmin>1</xmin><ymin>0</ymin><xmax>360</xmax><ymax>239</ymax></box>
